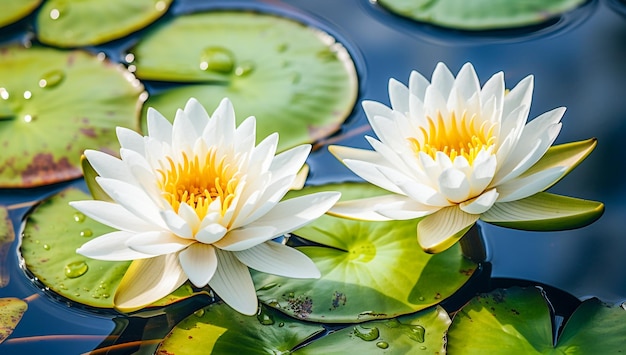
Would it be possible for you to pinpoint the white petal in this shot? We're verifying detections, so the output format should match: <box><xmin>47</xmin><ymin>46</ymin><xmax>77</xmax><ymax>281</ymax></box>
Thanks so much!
<box><xmin>268</xmin><ymin>144</ymin><xmax>311</xmax><ymax>184</ymax></box>
<box><xmin>234</xmin><ymin>116</ymin><xmax>257</xmax><ymax>153</ymax></box>
<box><xmin>329</xmin><ymin>194</ymin><xmax>437</xmax><ymax>221</ymax></box>
<box><xmin>430</xmin><ymin>62</ymin><xmax>455</xmax><ymax>99</ymax></box>
<box><xmin>183</xmin><ymin>97</ymin><xmax>210</xmax><ymax>134</ymax></box>
<box><xmin>126</xmin><ymin>231</ymin><xmax>194</xmax><ymax>255</ymax></box>
<box><xmin>496</xmin><ymin>167</ymin><xmax>567</xmax><ymax>202</ymax></box>
<box><xmin>389</xmin><ymin>78</ymin><xmax>410</xmax><ymax>114</ymax></box>
<box><xmin>362</xmin><ymin>100</ymin><xmax>395</xmax><ymax>135</ymax></box>
<box><xmin>341</xmin><ymin>158</ymin><xmax>405</xmax><ymax>195</ymax></box>
<box><xmin>116</xmin><ymin>127</ymin><xmax>145</xmax><ymax>155</ymax></box>
<box><xmin>248</xmin><ymin>132</ymin><xmax>278</xmax><ymax>173</ymax></box>
<box><xmin>85</xmin><ymin>150</ymin><xmax>136</xmax><ymax>184</ymax></box>
<box><xmin>160</xmin><ymin>210</ymin><xmax>193</xmax><ymax>239</ymax></box>
<box><xmin>179</xmin><ymin>243</ymin><xmax>217</xmax><ymax>287</ymax></box>
<box><xmin>460</xmin><ymin>188</ymin><xmax>499</xmax><ymax>214</ymax></box>
<box><xmin>178</xmin><ymin>202</ymin><xmax>201</xmax><ymax>234</ymax></box>
<box><xmin>214</xmin><ymin>226</ymin><xmax>277</xmax><ymax>251</ymax></box>
<box><xmin>454</xmin><ymin>63</ymin><xmax>480</xmax><ymax>102</ymax></box>
<box><xmin>375</xmin><ymin>198</ymin><xmax>440</xmax><ymax>220</ymax></box>
<box><xmin>417</xmin><ymin>206</ymin><xmax>479</xmax><ymax>254</ymax></box>
<box><xmin>172</xmin><ymin>108</ymin><xmax>198</xmax><ymax>152</ymax></box>
<box><xmin>209</xmin><ymin>249</ymin><xmax>258</xmax><ymax>315</ymax></box>
<box><xmin>408</xmin><ymin>69</ymin><xmax>430</xmax><ymax>100</ymax></box>
<box><xmin>231</xmin><ymin>175</ymin><xmax>294</xmax><ymax>229</ymax></box>
<box><xmin>213</xmin><ymin>98</ymin><xmax>236</xmax><ymax>145</ymax></box>
<box><xmin>147</xmin><ymin>107</ymin><xmax>173</xmax><ymax>143</ymax></box>
<box><xmin>115</xmin><ymin>254</ymin><xmax>188</xmax><ymax>312</ymax></box>
<box><xmin>468</xmin><ymin>153</ymin><xmax>497</xmax><ymax>195</ymax></box>
<box><xmin>235</xmin><ymin>241</ymin><xmax>320</xmax><ymax>278</ymax></box>
<box><xmin>438</xmin><ymin>168</ymin><xmax>471</xmax><ymax>203</ymax></box>
<box><xmin>246</xmin><ymin>191</ymin><xmax>341</xmax><ymax>237</ymax></box>
<box><xmin>480</xmin><ymin>71</ymin><xmax>504</xmax><ymax>115</ymax></box>
<box><xmin>70</xmin><ymin>200</ymin><xmax>157</xmax><ymax>233</ymax></box>
<box><xmin>76</xmin><ymin>231</ymin><xmax>153</xmax><ymax>261</ymax></box>
<box><xmin>195</xmin><ymin>223</ymin><xmax>228</xmax><ymax>244</ymax></box>
<box><xmin>503</xmin><ymin>75</ymin><xmax>533</xmax><ymax>120</ymax></box>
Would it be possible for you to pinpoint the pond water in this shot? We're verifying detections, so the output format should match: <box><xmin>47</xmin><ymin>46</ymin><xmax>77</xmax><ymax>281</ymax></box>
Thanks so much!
<box><xmin>1</xmin><ymin>0</ymin><xmax>625</xmax><ymax>353</ymax></box>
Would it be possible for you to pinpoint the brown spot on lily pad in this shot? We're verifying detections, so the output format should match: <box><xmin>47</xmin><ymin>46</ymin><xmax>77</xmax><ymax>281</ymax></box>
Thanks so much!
<box><xmin>0</xmin><ymin>298</ymin><xmax>27</xmax><ymax>344</ymax></box>
<box><xmin>21</xmin><ymin>153</ymin><xmax>79</xmax><ymax>186</ymax></box>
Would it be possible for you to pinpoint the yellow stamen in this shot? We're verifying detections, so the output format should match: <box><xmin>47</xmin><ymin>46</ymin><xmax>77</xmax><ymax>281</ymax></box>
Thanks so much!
<box><xmin>157</xmin><ymin>148</ymin><xmax>239</xmax><ymax>219</ymax></box>
<box><xmin>408</xmin><ymin>111</ymin><xmax>496</xmax><ymax>165</ymax></box>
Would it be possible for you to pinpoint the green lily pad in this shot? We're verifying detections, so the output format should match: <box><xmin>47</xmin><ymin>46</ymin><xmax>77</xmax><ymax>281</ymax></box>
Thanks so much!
<box><xmin>376</xmin><ymin>0</ymin><xmax>586</xmax><ymax>30</ymax></box>
<box><xmin>0</xmin><ymin>0</ymin><xmax>41</xmax><ymax>28</ymax></box>
<box><xmin>156</xmin><ymin>302</ymin><xmax>324</xmax><ymax>355</ymax></box>
<box><xmin>294</xmin><ymin>306</ymin><xmax>450</xmax><ymax>354</ymax></box>
<box><xmin>131</xmin><ymin>11</ymin><xmax>358</xmax><ymax>150</ymax></box>
<box><xmin>0</xmin><ymin>45</ymin><xmax>144</xmax><ymax>187</ymax></box>
<box><xmin>0</xmin><ymin>206</ymin><xmax>14</xmax><ymax>288</ymax></box>
<box><xmin>252</xmin><ymin>183</ymin><xmax>477</xmax><ymax>323</ymax></box>
<box><xmin>0</xmin><ymin>298</ymin><xmax>27</xmax><ymax>344</ymax></box>
<box><xmin>36</xmin><ymin>0</ymin><xmax>172</xmax><ymax>47</ymax></box>
<box><xmin>447</xmin><ymin>287</ymin><xmax>626</xmax><ymax>353</ymax></box>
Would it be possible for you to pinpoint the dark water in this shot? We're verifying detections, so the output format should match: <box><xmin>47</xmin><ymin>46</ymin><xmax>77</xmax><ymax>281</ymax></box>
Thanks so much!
<box><xmin>1</xmin><ymin>0</ymin><xmax>626</xmax><ymax>353</ymax></box>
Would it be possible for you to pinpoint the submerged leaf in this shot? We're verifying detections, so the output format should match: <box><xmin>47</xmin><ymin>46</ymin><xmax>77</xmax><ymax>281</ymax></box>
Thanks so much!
<box><xmin>36</xmin><ymin>0</ymin><xmax>172</xmax><ymax>47</ymax></box>
<box><xmin>0</xmin><ymin>298</ymin><xmax>27</xmax><ymax>344</ymax></box>
<box><xmin>0</xmin><ymin>206</ymin><xmax>14</xmax><ymax>288</ymax></box>
<box><xmin>253</xmin><ymin>183</ymin><xmax>477</xmax><ymax>323</ymax></box>
<box><xmin>156</xmin><ymin>302</ymin><xmax>324</xmax><ymax>355</ymax></box>
<box><xmin>132</xmin><ymin>11</ymin><xmax>358</xmax><ymax>150</ymax></box>
<box><xmin>376</xmin><ymin>0</ymin><xmax>586</xmax><ymax>30</ymax></box>
<box><xmin>0</xmin><ymin>45</ymin><xmax>144</xmax><ymax>187</ymax></box>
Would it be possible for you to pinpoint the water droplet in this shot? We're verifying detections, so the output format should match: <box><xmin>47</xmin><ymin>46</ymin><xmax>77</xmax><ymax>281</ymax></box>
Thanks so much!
<box><xmin>276</xmin><ymin>43</ymin><xmax>288</xmax><ymax>52</ymax></box>
<box><xmin>50</xmin><ymin>9</ymin><xmax>60</xmax><ymax>20</ymax></box>
<box><xmin>23</xmin><ymin>91</ymin><xmax>32</xmax><ymax>99</ymax></box>
<box><xmin>101</xmin><ymin>293</ymin><xmax>110</xmax><ymax>299</ymax></box>
<box><xmin>235</xmin><ymin>61</ymin><xmax>255</xmax><ymax>77</ymax></box>
<box><xmin>73</xmin><ymin>212</ymin><xmax>86</xmax><ymax>222</ymax></box>
<box><xmin>384</xmin><ymin>319</ymin><xmax>401</xmax><ymax>328</ymax></box>
<box><xmin>353</xmin><ymin>325</ymin><xmax>379</xmax><ymax>341</ymax></box>
<box><xmin>199</xmin><ymin>47</ymin><xmax>235</xmax><ymax>73</ymax></box>
<box><xmin>407</xmin><ymin>325</ymin><xmax>425</xmax><ymax>343</ymax></box>
<box><xmin>287</xmin><ymin>292</ymin><xmax>295</xmax><ymax>298</ymax></box>
<box><xmin>43</xmin><ymin>244</ymin><xmax>50</xmax><ymax>250</ymax></box>
<box><xmin>258</xmin><ymin>283</ymin><xmax>278</xmax><ymax>291</ymax></box>
<box><xmin>418</xmin><ymin>296</ymin><xmax>425</xmax><ymax>301</ymax></box>
<box><xmin>96</xmin><ymin>52</ymin><xmax>106</xmax><ymax>61</ymax></box>
<box><xmin>267</xmin><ymin>299</ymin><xmax>281</xmax><ymax>308</ymax></box>
<box><xmin>278</xmin><ymin>322</ymin><xmax>284</xmax><ymax>327</ymax></box>
<box><xmin>155</xmin><ymin>0</ymin><xmax>167</xmax><ymax>11</ymax></box>
<box><xmin>419</xmin><ymin>346</ymin><xmax>427</xmax><ymax>350</ymax></box>
<box><xmin>91</xmin><ymin>293</ymin><xmax>100</xmax><ymax>299</ymax></box>
<box><xmin>194</xmin><ymin>309</ymin><xmax>205</xmax><ymax>317</ymax></box>
<box><xmin>58</xmin><ymin>283</ymin><xmax>67</xmax><ymax>290</ymax></box>
<box><xmin>38</xmin><ymin>70</ymin><xmax>65</xmax><ymax>89</ymax></box>
<box><xmin>124</xmin><ymin>53</ymin><xmax>135</xmax><ymax>63</ymax></box>
<box><xmin>79</xmin><ymin>229</ymin><xmax>93</xmax><ymax>238</ymax></box>
<box><xmin>257</xmin><ymin>310</ymin><xmax>275</xmax><ymax>325</ymax></box>
<box><xmin>0</xmin><ymin>88</ymin><xmax>8</xmax><ymax>100</ymax></box>
<box><xmin>64</xmin><ymin>261</ymin><xmax>88</xmax><ymax>278</ymax></box>
<box><xmin>23</xmin><ymin>114</ymin><xmax>33</xmax><ymax>123</ymax></box>
<box><xmin>376</xmin><ymin>341</ymin><xmax>389</xmax><ymax>349</ymax></box>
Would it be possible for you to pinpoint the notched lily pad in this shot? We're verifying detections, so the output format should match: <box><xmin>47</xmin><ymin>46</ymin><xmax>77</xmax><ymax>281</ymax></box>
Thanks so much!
<box><xmin>0</xmin><ymin>45</ymin><xmax>144</xmax><ymax>187</ymax></box>
<box><xmin>377</xmin><ymin>0</ymin><xmax>586</xmax><ymax>30</ymax></box>
<box><xmin>0</xmin><ymin>206</ymin><xmax>14</xmax><ymax>288</ymax></box>
<box><xmin>252</xmin><ymin>183</ymin><xmax>477</xmax><ymax>323</ymax></box>
<box><xmin>156</xmin><ymin>302</ymin><xmax>324</xmax><ymax>355</ymax></box>
<box><xmin>447</xmin><ymin>287</ymin><xmax>626</xmax><ymax>353</ymax></box>
<box><xmin>36</xmin><ymin>0</ymin><xmax>172</xmax><ymax>47</ymax></box>
<box><xmin>294</xmin><ymin>306</ymin><xmax>450</xmax><ymax>354</ymax></box>
<box><xmin>132</xmin><ymin>11</ymin><xmax>358</xmax><ymax>150</ymax></box>
<box><xmin>0</xmin><ymin>298</ymin><xmax>27</xmax><ymax>344</ymax></box>
<box><xmin>0</xmin><ymin>0</ymin><xmax>41</xmax><ymax>28</ymax></box>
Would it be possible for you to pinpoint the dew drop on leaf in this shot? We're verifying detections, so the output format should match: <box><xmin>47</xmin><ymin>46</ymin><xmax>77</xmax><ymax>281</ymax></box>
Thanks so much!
<box><xmin>353</xmin><ymin>325</ymin><xmax>379</xmax><ymax>341</ymax></box>
<box><xmin>64</xmin><ymin>260</ymin><xmax>88</xmax><ymax>278</ymax></box>
<box><xmin>199</xmin><ymin>46</ymin><xmax>235</xmax><ymax>73</ymax></box>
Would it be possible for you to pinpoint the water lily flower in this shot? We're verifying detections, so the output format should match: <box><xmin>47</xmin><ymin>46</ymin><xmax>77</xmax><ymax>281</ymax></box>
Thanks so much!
<box><xmin>330</xmin><ymin>63</ymin><xmax>603</xmax><ymax>254</ymax></box>
<box><xmin>70</xmin><ymin>98</ymin><xmax>340</xmax><ymax>315</ymax></box>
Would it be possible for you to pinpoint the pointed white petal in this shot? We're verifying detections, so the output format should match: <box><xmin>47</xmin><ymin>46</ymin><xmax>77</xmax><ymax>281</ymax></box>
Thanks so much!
<box><xmin>430</xmin><ymin>62</ymin><xmax>455</xmax><ymax>98</ymax></box>
<box><xmin>77</xmin><ymin>231</ymin><xmax>154</xmax><ymax>261</ymax></box>
<box><xmin>268</xmin><ymin>144</ymin><xmax>311</xmax><ymax>183</ymax></box>
<box><xmin>468</xmin><ymin>153</ymin><xmax>497</xmax><ymax>195</ymax></box>
<box><xmin>503</xmin><ymin>75</ymin><xmax>533</xmax><ymax>120</ymax></box>
<box><xmin>341</xmin><ymin>158</ymin><xmax>405</xmax><ymax>195</ymax></box>
<box><xmin>160</xmin><ymin>210</ymin><xmax>193</xmax><ymax>239</ymax></box>
<box><xmin>209</xmin><ymin>249</ymin><xmax>258</xmax><ymax>315</ymax></box>
<box><xmin>328</xmin><ymin>194</ymin><xmax>405</xmax><ymax>221</ymax></box>
<box><xmin>214</xmin><ymin>226</ymin><xmax>277</xmax><ymax>251</ymax></box>
<box><xmin>496</xmin><ymin>167</ymin><xmax>567</xmax><ymax>202</ymax></box>
<box><xmin>408</xmin><ymin>69</ymin><xmax>430</xmax><ymax>100</ymax></box>
<box><xmin>116</xmin><ymin>127</ymin><xmax>145</xmax><ymax>155</ymax></box>
<box><xmin>389</xmin><ymin>78</ymin><xmax>410</xmax><ymax>114</ymax></box>
<box><xmin>195</xmin><ymin>223</ymin><xmax>228</xmax><ymax>244</ymax></box>
<box><xmin>417</xmin><ymin>206</ymin><xmax>479</xmax><ymax>254</ymax></box>
<box><xmin>179</xmin><ymin>243</ymin><xmax>217</xmax><ymax>287</ymax></box>
<box><xmin>126</xmin><ymin>231</ymin><xmax>194</xmax><ymax>255</ymax></box>
<box><xmin>248</xmin><ymin>133</ymin><xmax>278</xmax><ymax>173</ymax></box>
<box><xmin>375</xmin><ymin>198</ymin><xmax>440</xmax><ymax>220</ymax></box>
<box><xmin>183</xmin><ymin>97</ymin><xmax>210</xmax><ymax>134</ymax></box>
<box><xmin>178</xmin><ymin>202</ymin><xmax>201</xmax><ymax>234</ymax></box>
<box><xmin>213</xmin><ymin>98</ymin><xmax>236</xmax><ymax>145</ymax></box>
<box><xmin>147</xmin><ymin>107</ymin><xmax>173</xmax><ymax>143</ymax></box>
<box><xmin>438</xmin><ymin>168</ymin><xmax>471</xmax><ymax>203</ymax></box>
<box><xmin>235</xmin><ymin>241</ymin><xmax>320</xmax><ymax>278</ymax></box>
<box><xmin>454</xmin><ymin>63</ymin><xmax>480</xmax><ymax>101</ymax></box>
<box><xmin>460</xmin><ymin>188</ymin><xmax>499</xmax><ymax>214</ymax></box>
<box><xmin>232</xmin><ymin>175</ymin><xmax>294</xmax><ymax>229</ymax></box>
<box><xmin>84</xmin><ymin>150</ymin><xmax>136</xmax><ymax>184</ymax></box>
<box><xmin>234</xmin><ymin>116</ymin><xmax>257</xmax><ymax>153</ymax></box>
<box><xmin>115</xmin><ymin>254</ymin><xmax>188</xmax><ymax>312</ymax></box>
<box><xmin>70</xmin><ymin>200</ymin><xmax>157</xmax><ymax>233</ymax></box>
<box><xmin>480</xmin><ymin>71</ymin><xmax>504</xmax><ymax>115</ymax></box>
<box><xmin>172</xmin><ymin>108</ymin><xmax>198</xmax><ymax>151</ymax></box>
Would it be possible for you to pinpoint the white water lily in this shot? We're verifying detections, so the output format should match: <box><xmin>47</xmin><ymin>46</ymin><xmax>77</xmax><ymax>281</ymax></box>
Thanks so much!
<box><xmin>70</xmin><ymin>98</ymin><xmax>340</xmax><ymax>315</ymax></box>
<box><xmin>330</xmin><ymin>63</ymin><xmax>602</xmax><ymax>253</ymax></box>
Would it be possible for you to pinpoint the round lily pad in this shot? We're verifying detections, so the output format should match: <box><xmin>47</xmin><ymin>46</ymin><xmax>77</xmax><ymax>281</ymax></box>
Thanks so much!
<box><xmin>156</xmin><ymin>302</ymin><xmax>324</xmax><ymax>355</ymax></box>
<box><xmin>294</xmin><ymin>306</ymin><xmax>450</xmax><ymax>354</ymax></box>
<box><xmin>36</xmin><ymin>0</ymin><xmax>172</xmax><ymax>47</ymax></box>
<box><xmin>20</xmin><ymin>187</ymin><xmax>203</xmax><ymax>310</ymax></box>
<box><xmin>0</xmin><ymin>298</ymin><xmax>27</xmax><ymax>344</ymax></box>
<box><xmin>0</xmin><ymin>207</ymin><xmax>14</xmax><ymax>288</ymax></box>
<box><xmin>376</xmin><ymin>0</ymin><xmax>586</xmax><ymax>30</ymax></box>
<box><xmin>447</xmin><ymin>287</ymin><xmax>626</xmax><ymax>353</ymax></box>
<box><xmin>0</xmin><ymin>45</ymin><xmax>144</xmax><ymax>187</ymax></box>
<box><xmin>252</xmin><ymin>183</ymin><xmax>478</xmax><ymax>323</ymax></box>
<box><xmin>0</xmin><ymin>0</ymin><xmax>41</xmax><ymax>28</ymax></box>
<box><xmin>131</xmin><ymin>11</ymin><xmax>358</xmax><ymax>150</ymax></box>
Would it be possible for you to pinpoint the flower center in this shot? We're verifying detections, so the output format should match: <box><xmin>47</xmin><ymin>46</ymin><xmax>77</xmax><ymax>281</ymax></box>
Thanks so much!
<box><xmin>408</xmin><ymin>111</ymin><xmax>496</xmax><ymax>164</ymax></box>
<box><xmin>157</xmin><ymin>149</ymin><xmax>239</xmax><ymax>219</ymax></box>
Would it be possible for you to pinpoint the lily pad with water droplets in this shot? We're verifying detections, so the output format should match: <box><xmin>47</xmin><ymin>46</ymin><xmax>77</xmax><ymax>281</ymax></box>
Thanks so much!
<box><xmin>0</xmin><ymin>206</ymin><xmax>14</xmax><ymax>288</ymax></box>
<box><xmin>0</xmin><ymin>0</ymin><xmax>41</xmax><ymax>28</ymax></box>
<box><xmin>36</xmin><ymin>0</ymin><xmax>172</xmax><ymax>47</ymax></box>
<box><xmin>377</xmin><ymin>0</ymin><xmax>586</xmax><ymax>30</ymax></box>
<box><xmin>447</xmin><ymin>287</ymin><xmax>626</xmax><ymax>353</ymax></box>
<box><xmin>252</xmin><ymin>183</ymin><xmax>477</xmax><ymax>323</ymax></box>
<box><xmin>0</xmin><ymin>45</ymin><xmax>144</xmax><ymax>188</ymax></box>
<box><xmin>294</xmin><ymin>306</ymin><xmax>450</xmax><ymax>354</ymax></box>
<box><xmin>0</xmin><ymin>298</ymin><xmax>27</xmax><ymax>344</ymax></box>
<box><xmin>132</xmin><ymin>11</ymin><xmax>358</xmax><ymax>150</ymax></box>
<box><xmin>156</xmin><ymin>302</ymin><xmax>324</xmax><ymax>355</ymax></box>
